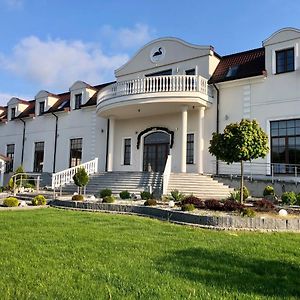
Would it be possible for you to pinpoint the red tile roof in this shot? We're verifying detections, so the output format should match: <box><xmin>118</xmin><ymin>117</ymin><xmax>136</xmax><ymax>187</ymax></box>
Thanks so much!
<box><xmin>209</xmin><ymin>47</ymin><xmax>265</xmax><ymax>84</ymax></box>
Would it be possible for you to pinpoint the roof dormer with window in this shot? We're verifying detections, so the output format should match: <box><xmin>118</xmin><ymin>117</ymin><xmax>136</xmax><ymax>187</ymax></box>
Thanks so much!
<box><xmin>69</xmin><ymin>81</ymin><xmax>97</xmax><ymax>110</ymax></box>
<box><xmin>7</xmin><ymin>97</ymin><xmax>29</xmax><ymax>120</ymax></box>
<box><xmin>35</xmin><ymin>90</ymin><xmax>60</xmax><ymax>116</ymax></box>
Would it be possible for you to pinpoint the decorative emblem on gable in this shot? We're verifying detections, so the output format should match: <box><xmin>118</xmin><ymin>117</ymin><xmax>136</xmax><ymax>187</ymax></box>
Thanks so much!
<box><xmin>150</xmin><ymin>46</ymin><xmax>166</xmax><ymax>63</ymax></box>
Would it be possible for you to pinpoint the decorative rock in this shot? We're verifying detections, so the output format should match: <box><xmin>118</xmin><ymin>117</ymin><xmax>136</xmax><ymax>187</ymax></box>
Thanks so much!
<box><xmin>20</xmin><ymin>200</ymin><xmax>27</xmax><ymax>207</ymax></box>
<box><xmin>279</xmin><ymin>209</ymin><xmax>288</xmax><ymax>216</ymax></box>
<box><xmin>73</xmin><ymin>192</ymin><xmax>78</xmax><ymax>196</ymax></box>
<box><xmin>89</xmin><ymin>195</ymin><xmax>96</xmax><ymax>201</ymax></box>
<box><xmin>169</xmin><ymin>200</ymin><xmax>175</xmax><ymax>208</ymax></box>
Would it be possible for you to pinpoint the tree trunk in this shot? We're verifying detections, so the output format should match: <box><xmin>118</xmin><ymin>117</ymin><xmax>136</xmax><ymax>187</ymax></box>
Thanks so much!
<box><xmin>240</xmin><ymin>160</ymin><xmax>244</xmax><ymax>204</ymax></box>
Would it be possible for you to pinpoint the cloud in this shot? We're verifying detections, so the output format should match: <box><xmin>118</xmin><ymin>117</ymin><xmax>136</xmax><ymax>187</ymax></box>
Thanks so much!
<box><xmin>3</xmin><ymin>0</ymin><xmax>23</xmax><ymax>9</ymax></box>
<box><xmin>0</xmin><ymin>36</ymin><xmax>129</xmax><ymax>91</ymax></box>
<box><xmin>100</xmin><ymin>23</ymin><xmax>155</xmax><ymax>50</ymax></box>
<box><xmin>0</xmin><ymin>92</ymin><xmax>14</xmax><ymax>106</ymax></box>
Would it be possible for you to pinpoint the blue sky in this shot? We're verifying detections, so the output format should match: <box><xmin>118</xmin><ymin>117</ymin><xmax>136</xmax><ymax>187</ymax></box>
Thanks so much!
<box><xmin>1</xmin><ymin>0</ymin><xmax>300</xmax><ymax>105</ymax></box>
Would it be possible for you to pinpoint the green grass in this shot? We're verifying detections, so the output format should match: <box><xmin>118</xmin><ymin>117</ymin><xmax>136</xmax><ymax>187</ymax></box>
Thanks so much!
<box><xmin>0</xmin><ymin>208</ymin><xmax>299</xmax><ymax>299</ymax></box>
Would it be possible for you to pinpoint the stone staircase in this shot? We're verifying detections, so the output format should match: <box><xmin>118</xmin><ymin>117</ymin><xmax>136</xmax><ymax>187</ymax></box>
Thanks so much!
<box><xmin>167</xmin><ymin>173</ymin><xmax>234</xmax><ymax>199</ymax></box>
<box><xmin>62</xmin><ymin>172</ymin><xmax>163</xmax><ymax>197</ymax></box>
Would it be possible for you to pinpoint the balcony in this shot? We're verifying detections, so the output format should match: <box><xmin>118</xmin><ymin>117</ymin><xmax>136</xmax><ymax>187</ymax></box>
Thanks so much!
<box><xmin>97</xmin><ymin>75</ymin><xmax>211</xmax><ymax>118</ymax></box>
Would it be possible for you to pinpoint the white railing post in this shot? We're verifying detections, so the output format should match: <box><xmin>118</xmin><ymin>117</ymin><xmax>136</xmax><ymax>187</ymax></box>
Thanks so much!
<box><xmin>163</xmin><ymin>155</ymin><xmax>172</xmax><ymax>195</ymax></box>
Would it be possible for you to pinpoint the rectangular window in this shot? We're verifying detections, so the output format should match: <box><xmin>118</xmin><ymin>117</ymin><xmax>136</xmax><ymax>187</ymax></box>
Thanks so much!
<box><xmin>33</xmin><ymin>142</ymin><xmax>44</xmax><ymax>172</ymax></box>
<box><xmin>123</xmin><ymin>138</ymin><xmax>131</xmax><ymax>165</ymax></box>
<box><xmin>276</xmin><ymin>48</ymin><xmax>294</xmax><ymax>74</ymax></box>
<box><xmin>186</xmin><ymin>133</ymin><xmax>194</xmax><ymax>164</ymax></box>
<box><xmin>39</xmin><ymin>101</ymin><xmax>45</xmax><ymax>115</ymax></box>
<box><xmin>75</xmin><ymin>94</ymin><xmax>82</xmax><ymax>109</ymax></box>
<box><xmin>185</xmin><ymin>68</ymin><xmax>195</xmax><ymax>75</ymax></box>
<box><xmin>271</xmin><ymin>119</ymin><xmax>300</xmax><ymax>174</ymax></box>
<box><xmin>11</xmin><ymin>107</ymin><xmax>16</xmax><ymax>119</ymax></box>
<box><xmin>5</xmin><ymin>144</ymin><xmax>14</xmax><ymax>173</ymax></box>
<box><xmin>69</xmin><ymin>138</ymin><xmax>82</xmax><ymax>167</ymax></box>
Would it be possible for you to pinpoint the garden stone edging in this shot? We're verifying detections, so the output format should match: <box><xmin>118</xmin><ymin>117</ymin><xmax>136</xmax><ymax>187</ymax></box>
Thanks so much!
<box><xmin>50</xmin><ymin>200</ymin><xmax>300</xmax><ymax>232</ymax></box>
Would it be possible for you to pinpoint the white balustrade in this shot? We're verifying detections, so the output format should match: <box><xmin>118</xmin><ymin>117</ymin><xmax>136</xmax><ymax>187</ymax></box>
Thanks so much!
<box><xmin>98</xmin><ymin>75</ymin><xmax>208</xmax><ymax>103</ymax></box>
<box><xmin>51</xmin><ymin>158</ymin><xmax>98</xmax><ymax>189</ymax></box>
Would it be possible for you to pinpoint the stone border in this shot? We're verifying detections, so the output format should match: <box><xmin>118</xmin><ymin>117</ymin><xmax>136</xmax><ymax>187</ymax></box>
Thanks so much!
<box><xmin>50</xmin><ymin>200</ymin><xmax>300</xmax><ymax>232</ymax></box>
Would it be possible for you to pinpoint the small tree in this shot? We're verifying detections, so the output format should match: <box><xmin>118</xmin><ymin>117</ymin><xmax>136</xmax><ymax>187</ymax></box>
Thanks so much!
<box><xmin>209</xmin><ymin>119</ymin><xmax>269</xmax><ymax>203</ymax></box>
<box><xmin>73</xmin><ymin>167</ymin><xmax>89</xmax><ymax>195</ymax></box>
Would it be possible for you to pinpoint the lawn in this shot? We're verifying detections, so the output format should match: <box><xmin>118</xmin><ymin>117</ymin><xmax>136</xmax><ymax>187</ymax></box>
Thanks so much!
<box><xmin>0</xmin><ymin>208</ymin><xmax>299</xmax><ymax>299</ymax></box>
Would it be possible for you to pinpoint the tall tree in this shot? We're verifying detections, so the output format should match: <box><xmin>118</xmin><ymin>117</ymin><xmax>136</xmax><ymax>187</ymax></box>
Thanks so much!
<box><xmin>209</xmin><ymin>119</ymin><xmax>269</xmax><ymax>203</ymax></box>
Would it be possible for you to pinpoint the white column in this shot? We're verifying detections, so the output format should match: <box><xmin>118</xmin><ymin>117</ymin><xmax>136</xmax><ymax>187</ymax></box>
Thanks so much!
<box><xmin>197</xmin><ymin>107</ymin><xmax>205</xmax><ymax>174</ymax></box>
<box><xmin>181</xmin><ymin>106</ymin><xmax>188</xmax><ymax>173</ymax></box>
<box><xmin>107</xmin><ymin>117</ymin><xmax>115</xmax><ymax>172</ymax></box>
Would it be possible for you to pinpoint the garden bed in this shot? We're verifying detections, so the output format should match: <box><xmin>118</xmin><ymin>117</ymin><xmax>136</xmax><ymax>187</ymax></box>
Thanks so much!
<box><xmin>51</xmin><ymin>199</ymin><xmax>300</xmax><ymax>232</ymax></box>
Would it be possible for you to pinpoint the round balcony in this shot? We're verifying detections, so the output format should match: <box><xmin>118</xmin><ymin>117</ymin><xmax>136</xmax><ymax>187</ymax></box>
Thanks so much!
<box><xmin>96</xmin><ymin>75</ymin><xmax>212</xmax><ymax>119</ymax></box>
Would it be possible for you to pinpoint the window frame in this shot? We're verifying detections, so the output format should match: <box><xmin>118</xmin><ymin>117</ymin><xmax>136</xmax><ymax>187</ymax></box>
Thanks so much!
<box><xmin>11</xmin><ymin>107</ymin><xmax>16</xmax><ymax>119</ymax></box>
<box><xmin>122</xmin><ymin>137</ymin><xmax>132</xmax><ymax>166</ymax></box>
<box><xmin>74</xmin><ymin>94</ymin><xmax>82</xmax><ymax>110</ymax></box>
<box><xmin>69</xmin><ymin>138</ymin><xmax>83</xmax><ymax>168</ymax></box>
<box><xmin>276</xmin><ymin>48</ymin><xmax>295</xmax><ymax>74</ymax></box>
<box><xmin>33</xmin><ymin>141</ymin><xmax>45</xmax><ymax>172</ymax></box>
<box><xmin>5</xmin><ymin>144</ymin><xmax>15</xmax><ymax>173</ymax></box>
<box><xmin>186</xmin><ymin>132</ymin><xmax>195</xmax><ymax>165</ymax></box>
<box><xmin>39</xmin><ymin>101</ymin><xmax>45</xmax><ymax>115</ymax></box>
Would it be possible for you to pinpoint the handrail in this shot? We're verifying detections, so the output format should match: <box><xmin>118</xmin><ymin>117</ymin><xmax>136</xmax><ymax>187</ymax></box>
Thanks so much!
<box><xmin>213</xmin><ymin>160</ymin><xmax>300</xmax><ymax>184</ymax></box>
<box><xmin>163</xmin><ymin>155</ymin><xmax>172</xmax><ymax>195</ymax></box>
<box><xmin>10</xmin><ymin>172</ymin><xmax>42</xmax><ymax>196</ymax></box>
<box><xmin>51</xmin><ymin>158</ymin><xmax>98</xmax><ymax>189</ymax></box>
<box><xmin>98</xmin><ymin>75</ymin><xmax>208</xmax><ymax>103</ymax></box>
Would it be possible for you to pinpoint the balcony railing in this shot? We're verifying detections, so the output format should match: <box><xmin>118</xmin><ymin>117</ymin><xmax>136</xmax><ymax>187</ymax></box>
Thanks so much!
<box><xmin>98</xmin><ymin>75</ymin><xmax>208</xmax><ymax>103</ymax></box>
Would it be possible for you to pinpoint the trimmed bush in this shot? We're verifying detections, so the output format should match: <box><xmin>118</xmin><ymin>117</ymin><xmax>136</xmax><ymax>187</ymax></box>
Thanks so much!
<box><xmin>223</xmin><ymin>200</ymin><xmax>244</xmax><ymax>212</ymax></box>
<box><xmin>32</xmin><ymin>195</ymin><xmax>46</xmax><ymax>206</ymax></box>
<box><xmin>255</xmin><ymin>199</ymin><xmax>275</xmax><ymax>211</ymax></box>
<box><xmin>238</xmin><ymin>186</ymin><xmax>250</xmax><ymax>201</ymax></box>
<box><xmin>181</xmin><ymin>204</ymin><xmax>195</xmax><ymax>211</ymax></box>
<box><xmin>241</xmin><ymin>208</ymin><xmax>256</xmax><ymax>218</ymax></box>
<box><xmin>281</xmin><ymin>191</ymin><xmax>297</xmax><ymax>206</ymax></box>
<box><xmin>100</xmin><ymin>189</ymin><xmax>112</xmax><ymax>198</ymax></box>
<box><xmin>102</xmin><ymin>195</ymin><xmax>115</xmax><ymax>203</ymax></box>
<box><xmin>72</xmin><ymin>194</ymin><xmax>84</xmax><ymax>201</ymax></box>
<box><xmin>3</xmin><ymin>197</ymin><xmax>19</xmax><ymax>207</ymax></box>
<box><xmin>73</xmin><ymin>167</ymin><xmax>89</xmax><ymax>192</ymax></box>
<box><xmin>141</xmin><ymin>191</ymin><xmax>152</xmax><ymax>200</ymax></box>
<box><xmin>181</xmin><ymin>196</ymin><xmax>204</xmax><ymax>209</ymax></box>
<box><xmin>144</xmin><ymin>199</ymin><xmax>157</xmax><ymax>206</ymax></box>
<box><xmin>170</xmin><ymin>190</ymin><xmax>185</xmax><ymax>202</ymax></box>
<box><xmin>204</xmin><ymin>199</ymin><xmax>223</xmax><ymax>211</ymax></box>
<box><xmin>119</xmin><ymin>190</ymin><xmax>131</xmax><ymax>199</ymax></box>
<box><xmin>263</xmin><ymin>185</ymin><xmax>275</xmax><ymax>197</ymax></box>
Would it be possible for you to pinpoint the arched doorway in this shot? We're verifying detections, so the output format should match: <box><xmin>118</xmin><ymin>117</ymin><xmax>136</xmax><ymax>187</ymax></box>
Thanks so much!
<box><xmin>143</xmin><ymin>131</ymin><xmax>170</xmax><ymax>172</ymax></box>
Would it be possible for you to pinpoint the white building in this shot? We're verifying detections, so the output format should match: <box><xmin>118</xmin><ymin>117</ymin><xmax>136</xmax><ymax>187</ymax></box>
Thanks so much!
<box><xmin>1</xmin><ymin>27</ymin><xmax>300</xmax><ymax>189</ymax></box>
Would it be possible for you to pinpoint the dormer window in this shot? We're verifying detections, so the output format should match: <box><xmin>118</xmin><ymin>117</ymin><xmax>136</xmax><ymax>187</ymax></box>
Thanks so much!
<box><xmin>39</xmin><ymin>101</ymin><xmax>45</xmax><ymax>115</ymax></box>
<box><xmin>226</xmin><ymin>65</ymin><xmax>239</xmax><ymax>78</ymax></box>
<box><xmin>11</xmin><ymin>107</ymin><xmax>16</xmax><ymax>119</ymax></box>
<box><xmin>75</xmin><ymin>94</ymin><xmax>82</xmax><ymax>109</ymax></box>
<box><xmin>276</xmin><ymin>48</ymin><xmax>294</xmax><ymax>74</ymax></box>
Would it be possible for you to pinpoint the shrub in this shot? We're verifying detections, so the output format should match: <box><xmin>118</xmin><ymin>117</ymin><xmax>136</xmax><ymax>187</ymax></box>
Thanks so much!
<box><xmin>255</xmin><ymin>199</ymin><xmax>275</xmax><ymax>211</ymax></box>
<box><xmin>281</xmin><ymin>191</ymin><xmax>297</xmax><ymax>206</ymax></box>
<box><xmin>241</xmin><ymin>208</ymin><xmax>256</xmax><ymax>218</ymax></box>
<box><xmin>141</xmin><ymin>191</ymin><xmax>152</xmax><ymax>200</ymax></box>
<box><xmin>223</xmin><ymin>200</ymin><xmax>244</xmax><ymax>212</ymax></box>
<box><xmin>144</xmin><ymin>199</ymin><xmax>157</xmax><ymax>206</ymax></box>
<box><xmin>297</xmin><ymin>193</ymin><xmax>300</xmax><ymax>205</ymax></box>
<box><xmin>181</xmin><ymin>195</ymin><xmax>204</xmax><ymax>209</ymax></box>
<box><xmin>32</xmin><ymin>195</ymin><xmax>46</xmax><ymax>206</ymax></box>
<box><xmin>170</xmin><ymin>190</ymin><xmax>185</xmax><ymax>202</ymax></box>
<box><xmin>204</xmin><ymin>199</ymin><xmax>223</xmax><ymax>211</ymax></box>
<box><xmin>102</xmin><ymin>195</ymin><xmax>115</xmax><ymax>203</ymax></box>
<box><xmin>263</xmin><ymin>185</ymin><xmax>275</xmax><ymax>197</ymax></box>
<box><xmin>100</xmin><ymin>189</ymin><xmax>112</xmax><ymax>198</ymax></box>
<box><xmin>237</xmin><ymin>186</ymin><xmax>250</xmax><ymax>201</ymax></box>
<box><xmin>72</xmin><ymin>194</ymin><xmax>84</xmax><ymax>201</ymax></box>
<box><xmin>228</xmin><ymin>191</ymin><xmax>240</xmax><ymax>202</ymax></box>
<box><xmin>119</xmin><ymin>190</ymin><xmax>131</xmax><ymax>199</ymax></box>
<box><xmin>73</xmin><ymin>167</ymin><xmax>89</xmax><ymax>190</ymax></box>
<box><xmin>181</xmin><ymin>204</ymin><xmax>195</xmax><ymax>211</ymax></box>
<box><xmin>3</xmin><ymin>197</ymin><xmax>19</xmax><ymax>207</ymax></box>
<box><xmin>24</xmin><ymin>182</ymin><xmax>35</xmax><ymax>189</ymax></box>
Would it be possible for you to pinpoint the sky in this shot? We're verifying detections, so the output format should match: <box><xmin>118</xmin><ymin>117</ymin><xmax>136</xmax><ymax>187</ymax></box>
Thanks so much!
<box><xmin>1</xmin><ymin>0</ymin><xmax>300</xmax><ymax>105</ymax></box>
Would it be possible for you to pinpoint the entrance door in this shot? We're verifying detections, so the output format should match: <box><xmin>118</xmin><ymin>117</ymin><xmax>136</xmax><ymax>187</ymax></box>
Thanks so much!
<box><xmin>143</xmin><ymin>132</ymin><xmax>170</xmax><ymax>172</ymax></box>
